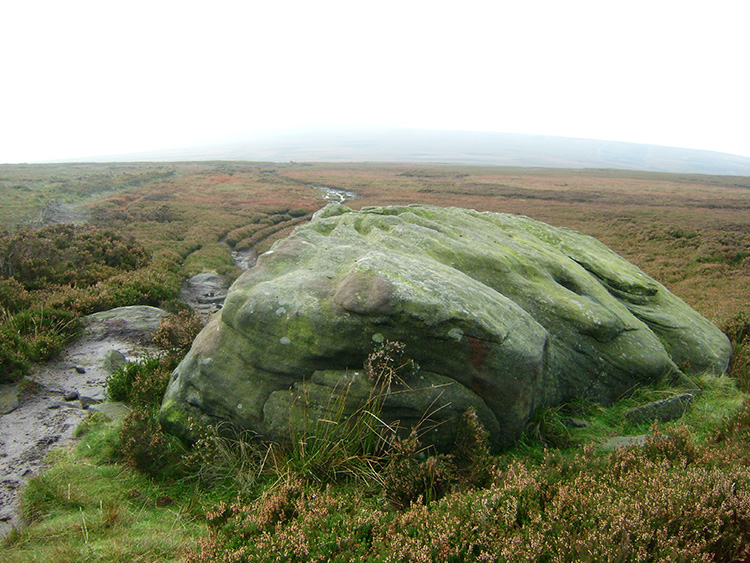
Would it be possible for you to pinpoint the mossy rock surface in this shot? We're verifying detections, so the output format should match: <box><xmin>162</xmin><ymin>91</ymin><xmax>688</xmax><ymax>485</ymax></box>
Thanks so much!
<box><xmin>84</xmin><ymin>306</ymin><xmax>168</xmax><ymax>343</ymax></box>
<box><xmin>160</xmin><ymin>204</ymin><xmax>731</xmax><ymax>449</ymax></box>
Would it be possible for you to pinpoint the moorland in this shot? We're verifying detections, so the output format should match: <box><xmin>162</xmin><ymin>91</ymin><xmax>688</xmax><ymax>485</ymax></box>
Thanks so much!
<box><xmin>0</xmin><ymin>161</ymin><xmax>749</xmax><ymax>562</ymax></box>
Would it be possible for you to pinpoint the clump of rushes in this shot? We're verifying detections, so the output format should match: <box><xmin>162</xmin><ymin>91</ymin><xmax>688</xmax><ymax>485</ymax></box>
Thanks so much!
<box><xmin>272</xmin><ymin>342</ymin><xmax>413</xmax><ymax>485</ymax></box>
<box><xmin>364</xmin><ymin>340</ymin><xmax>419</xmax><ymax>390</ymax></box>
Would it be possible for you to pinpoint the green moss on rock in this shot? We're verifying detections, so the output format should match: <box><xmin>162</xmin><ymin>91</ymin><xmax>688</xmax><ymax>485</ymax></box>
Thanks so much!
<box><xmin>160</xmin><ymin>205</ymin><xmax>732</xmax><ymax>449</ymax></box>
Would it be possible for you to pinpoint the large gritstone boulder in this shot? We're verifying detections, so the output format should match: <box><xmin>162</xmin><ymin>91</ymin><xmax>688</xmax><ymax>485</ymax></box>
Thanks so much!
<box><xmin>160</xmin><ymin>204</ymin><xmax>731</xmax><ymax>449</ymax></box>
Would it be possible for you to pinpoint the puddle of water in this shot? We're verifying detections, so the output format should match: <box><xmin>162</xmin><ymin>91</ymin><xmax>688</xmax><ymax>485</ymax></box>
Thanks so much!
<box><xmin>314</xmin><ymin>186</ymin><xmax>355</xmax><ymax>204</ymax></box>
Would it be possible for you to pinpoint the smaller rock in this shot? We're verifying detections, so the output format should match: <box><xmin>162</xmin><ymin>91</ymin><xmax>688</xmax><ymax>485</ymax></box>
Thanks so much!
<box><xmin>181</xmin><ymin>272</ymin><xmax>229</xmax><ymax>316</ymax></box>
<box><xmin>200</xmin><ymin>295</ymin><xmax>227</xmax><ymax>304</ymax></box>
<box><xmin>84</xmin><ymin>305</ymin><xmax>169</xmax><ymax>342</ymax></box>
<box><xmin>625</xmin><ymin>394</ymin><xmax>695</xmax><ymax>425</ymax></box>
<box><xmin>47</xmin><ymin>401</ymin><xmax>77</xmax><ymax>410</ymax></box>
<box><xmin>88</xmin><ymin>402</ymin><xmax>131</xmax><ymax>423</ymax></box>
<box><xmin>0</xmin><ymin>385</ymin><xmax>20</xmax><ymax>415</ymax></box>
<box><xmin>79</xmin><ymin>397</ymin><xmax>102</xmax><ymax>410</ymax></box>
<box><xmin>74</xmin><ymin>366</ymin><xmax>86</xmax><ymax>374</ymax></box>
<box><xmin>63</xmin><ymin>391</ymin><xmax>79</xmax><ymax>401</ymax></box>
<box><xmin>561</xmin><ymin>417</ymin><xmax>589</xmax><ymax>428</ymax></box>
<box><xmin>601</xmin><ymin>435</ymin><xmax>649</xmax><ymax>451</ymax></box>
<box><xmin>156</xmin><ymin>495</ymin><xmax>175</xmax><ymax>507</ymax></box>
<box><xmin>36</xmin><ymin>435</ymin><xmax>60</xmax><ymax>447</ymax></box>
<box><xmin>102</xmin><ymin>350</ymin><xmax>128</xmax><ymax>374</ymax></box>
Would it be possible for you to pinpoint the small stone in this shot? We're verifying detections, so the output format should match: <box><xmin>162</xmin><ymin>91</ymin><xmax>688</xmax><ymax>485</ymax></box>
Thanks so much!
<box><xmin>0</xmin><ymin>384</ymin><xmax>20</xmax><ymax>415</ymax></box>
<box><xmin>79</xmin><ymin>396</ymin><xmax>102</xmax><ymax>410</ymax></box>
<box><xmin>88</xmin><ymin>402</ymin><xmax>131</xmax><ymax>423</ymax></box>
<box><xmin>74</xmin><ymin>366</ymin><xmax>86</xmax><ymax>374</ymax></box>
<box><xmin>562</xmin><ymin>417</ymin><xmax>589</xmax><ymax>428</ymax></box>
<box><xmin>156</xmin><ymin>495</ymin><xmax>175</xmax><ymax>507</ymax></box>
<box><xmin>37</xmin><ymin>435</ymin><xmax>60</xmax><ymax>446</ymax></box>
<box><xmin>601</xmin><ymin>435</ymin><xmax>649</xmax><ymax>451</ymax></box>
<box><xmin>625</xmin><ymin>394</ymin><xmax>695</xmax><ymax>425</ymax></box>
<box><xmin>63</xmin><ymin>390</ymin><xmax>79</xmax><ymax>401</ymax></box>
<box><xmin>102</xmin><ymin>349</ymin><xmax>128</xmax><ymax>374</ymax></box>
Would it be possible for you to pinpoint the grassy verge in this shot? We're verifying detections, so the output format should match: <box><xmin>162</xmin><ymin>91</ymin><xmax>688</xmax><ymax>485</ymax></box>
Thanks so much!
<box><xmin>1</xmin><ymin>416</ymin><xmax>206</xmax><ymax>563</ymax></box>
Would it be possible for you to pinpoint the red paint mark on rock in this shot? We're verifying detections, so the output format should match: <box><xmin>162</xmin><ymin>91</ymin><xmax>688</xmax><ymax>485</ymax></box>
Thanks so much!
<box><xmin>467</xmin><ymin>336</ymin><xmax>489</xmax><ymax>371</ymax></box>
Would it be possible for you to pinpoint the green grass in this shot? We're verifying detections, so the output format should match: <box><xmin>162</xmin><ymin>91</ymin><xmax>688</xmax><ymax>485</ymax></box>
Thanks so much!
<box><xmin>505</xmin><ymin>372</ymin><xmax>748</xmax><ymax>462</ymax></box>
<box><xmin>181</xmin><ymin>242</ymin><xmax>239</xmax><ymax>279</ymax></box>
<box><xmin>1</xmin><ymin>416</ymin><xmax>206</xmax><ymax>563</ymax></box>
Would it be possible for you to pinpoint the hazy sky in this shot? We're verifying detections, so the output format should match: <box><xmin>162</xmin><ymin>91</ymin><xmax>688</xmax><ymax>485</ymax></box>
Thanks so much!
<box><xmin>2</xmin><ymin>0</ymin><xmax>748</xmax><ymax>163</ymax></box>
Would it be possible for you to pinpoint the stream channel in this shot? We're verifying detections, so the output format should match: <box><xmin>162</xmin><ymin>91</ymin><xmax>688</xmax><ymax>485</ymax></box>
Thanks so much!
<box><xmin>230</xmin><ymin>185</ymin><xmax>354</xmax><ymax>273</ymax></box>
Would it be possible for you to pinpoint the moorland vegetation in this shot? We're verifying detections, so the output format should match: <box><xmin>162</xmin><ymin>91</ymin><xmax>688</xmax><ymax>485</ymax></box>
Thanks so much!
<box><xmin>0</xmin><ymin>162</ymin><xmax>748</xmax><ymax>562</ymax></box>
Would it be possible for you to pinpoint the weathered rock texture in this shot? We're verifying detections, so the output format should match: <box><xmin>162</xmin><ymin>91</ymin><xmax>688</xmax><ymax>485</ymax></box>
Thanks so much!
<box><xmin>160</xmin><ymin>204</ymin><xmax>731</xmax><ymax>449</ymax></box>
<box><xmin>625</xmin><ymin>394</ymin><xmax>695</xmax><ymax>425</ymax></box>
<box><xmin>85</xmin><ymin>305</ymin><xmax>168</xmax><ymax>343</ymax></box>
<box><xmin>180</xmin><ymin>272</ymin><xmax>229</xmax><ymax>318</ymax></box>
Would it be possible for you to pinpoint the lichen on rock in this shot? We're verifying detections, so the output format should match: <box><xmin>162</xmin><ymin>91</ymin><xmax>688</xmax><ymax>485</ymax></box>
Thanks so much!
<box><xmin>160</xmin><ymin>204</ymin><xmax>732</xmax><ymax>449</ymax></box>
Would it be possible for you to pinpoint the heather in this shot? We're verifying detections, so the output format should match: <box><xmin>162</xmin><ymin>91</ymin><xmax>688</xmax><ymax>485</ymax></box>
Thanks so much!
<box><xmin>187</xmin><ymin>427</ymin><xmax>750</xmax><ymax>563</ymax></box>
<box><xmin>0</xmin><ymin>162</ymin><xmax>748</xmax><ymax>562</ymax></box>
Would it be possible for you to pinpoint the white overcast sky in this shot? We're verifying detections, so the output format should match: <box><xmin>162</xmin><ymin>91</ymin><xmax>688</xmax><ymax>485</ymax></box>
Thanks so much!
<box><xmin>1</xmin><ymin>0</ymin><xmax>748</xmax><ymax>163</ymax></box>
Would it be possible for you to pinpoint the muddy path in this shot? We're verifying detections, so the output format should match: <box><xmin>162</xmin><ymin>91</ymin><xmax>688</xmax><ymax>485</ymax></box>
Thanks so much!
<box><xmin>0</xmin><ymin>306</ymin><xmax>166</xmax><ymax>537</ymax></box>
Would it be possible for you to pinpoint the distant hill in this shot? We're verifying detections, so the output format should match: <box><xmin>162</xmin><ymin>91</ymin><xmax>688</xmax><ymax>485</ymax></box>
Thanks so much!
<box><xmin>80</xmin><ymin>129</ymin><xmax>750</xmax><ymax>176</ymax></box>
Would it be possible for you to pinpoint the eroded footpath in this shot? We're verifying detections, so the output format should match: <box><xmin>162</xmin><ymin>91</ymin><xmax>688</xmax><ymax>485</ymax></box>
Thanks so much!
<box><xmin>0</xmin><ymin>306</ymin><xmax>166</xmax><ymax>537</ymax></box>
